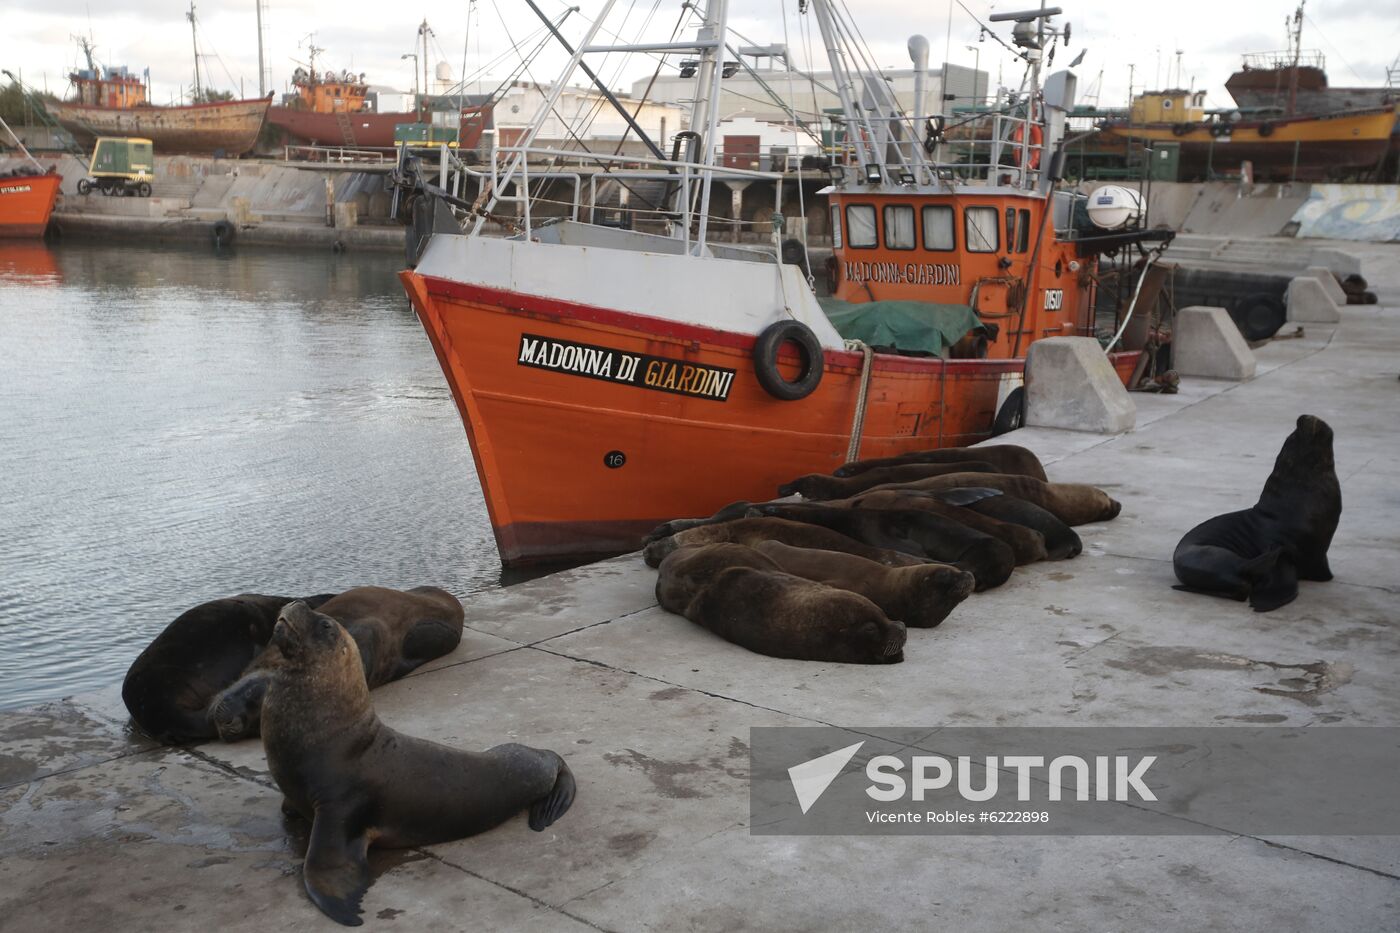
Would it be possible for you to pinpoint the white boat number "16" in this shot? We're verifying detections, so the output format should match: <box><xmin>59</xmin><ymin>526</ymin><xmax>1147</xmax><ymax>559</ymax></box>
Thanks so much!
<box><xmin>1043</xmin><ymin>289</ymin><xmax>1064</xmax><ymax>311</ymax></box>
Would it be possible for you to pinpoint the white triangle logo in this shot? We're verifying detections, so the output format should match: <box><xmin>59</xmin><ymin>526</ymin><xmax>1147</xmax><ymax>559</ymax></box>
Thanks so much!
<box><xmin>788</xmin><ymin>741</ymin><xmax>865</xmax><ymax>815</ymax></box>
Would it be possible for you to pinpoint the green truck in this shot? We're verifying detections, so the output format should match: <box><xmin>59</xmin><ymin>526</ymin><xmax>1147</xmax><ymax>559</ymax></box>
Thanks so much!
<box><xmin>77</xmin><ymin>137</ymin><xmax>154</xmax><ymax>197</ymax></box>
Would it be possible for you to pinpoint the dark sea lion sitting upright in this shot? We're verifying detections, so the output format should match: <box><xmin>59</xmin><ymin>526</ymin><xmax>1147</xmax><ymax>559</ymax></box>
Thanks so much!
<box><xmin>261</xmin><ymin>600</ymin><xmax>575</xmax><ymax>926</ymax></box>
<box><xmin>209</xmin><ymin>586</ymin><xmax>465</xmax><ymax>741</ymax></box>
<box><xmin>1173</xmin><ymin>415</ymin><xmax>1341</xmax><ymax>611</ymax></box>
<box><xmin>656</xmin><ymin>544</ymin><xmax>907</xmax><ymax>662</ymax></box>
<box><xmin>834</xmin><ymin>444</ymin><xmax>1049</xmax><ymax>481</ymax></box>
<box><xmin>122</xmin><ymin>593</ymin><xmax>334</xmax><ymax>744</ymax></box>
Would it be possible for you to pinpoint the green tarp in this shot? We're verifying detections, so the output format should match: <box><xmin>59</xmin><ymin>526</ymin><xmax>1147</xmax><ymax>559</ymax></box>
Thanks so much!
<box><xmin>818</xmin><ymin>298</ymin><xmax>986</xmax><ymax>356</ymax></box>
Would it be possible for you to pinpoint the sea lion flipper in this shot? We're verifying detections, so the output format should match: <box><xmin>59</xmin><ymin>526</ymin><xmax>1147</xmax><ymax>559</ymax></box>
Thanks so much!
<box><xmin>304</xmin><ymin>809</ymin><xmax>372</xmax><ymax>927</ymax></box>
<box><xmin>528</xmin><ymin>758</ymin><xmax>577</xmax><ymax>832</ymax></box>
<box><xmin>1248</xmin><ymin>551</ymin><xmax>1299</xmax><ymax>613</ymax></box>
<box><xmin>937</xmin><ymin>487</ymin><xmax>1003</xmax><ymax>506</ymax></box>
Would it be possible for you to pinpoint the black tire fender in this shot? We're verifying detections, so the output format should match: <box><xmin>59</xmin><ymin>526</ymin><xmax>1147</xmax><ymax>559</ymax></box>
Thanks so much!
<box><xmin>992</xmin><ymin>386</ymin><xmax>1025</xmax><ymax>436</ymax></box>
<box><xmin>753</xmin><ymin>320</ymin><xmax>824</xmax><ymax>401</ymax></box>
<box><xmin>212</xmin><ymin>219</ymin><xmax>236</xmax><ymax>248</ymax></box>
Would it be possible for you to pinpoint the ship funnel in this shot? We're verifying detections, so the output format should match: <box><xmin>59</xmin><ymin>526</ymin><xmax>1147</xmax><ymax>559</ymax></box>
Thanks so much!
<box><xmin>908</xmin><ymin>34</ymin><xmax>929</xmax><ymax>119</ymax></box>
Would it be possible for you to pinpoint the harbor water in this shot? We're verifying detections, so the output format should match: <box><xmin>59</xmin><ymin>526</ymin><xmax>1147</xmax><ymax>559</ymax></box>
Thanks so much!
<box><xmin>0</xmin><ymin>241</ymin><xmax>500</xmax><ymax>710</ymax></box>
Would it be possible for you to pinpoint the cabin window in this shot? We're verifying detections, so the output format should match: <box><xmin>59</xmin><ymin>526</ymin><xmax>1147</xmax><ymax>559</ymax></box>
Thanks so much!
<box><xmin>1005</xmin><ymin>208</ymin><xmax>1016</xmax><ymax>252</ymax></box>
<box><xmin>883</xmin><ymin>205</ymin><xmax>916</xmax><ymax>250</ymax></box>
<box><xmin>846</xmin><ymin>205</ymin><xmax>877</xmax><ymax>249</ymax></box>
<box><xmin>830</xmin><ymin>205</ymin><xmax>843</xmax><ymax>249</ymax></box>
<box><xmin>1017</xmin><ymin>209</ymin><xmax>1031</xmax><ymax>252</ymax></box>
<box><xmin>965</xmin><ymin>206</ymin><xmax>999</xmax><ymax>253</ymax></box>
<box><xmin>922</xmin><ymin>205</ymin><xmax>955</xmax><ymax>250</ymax></box>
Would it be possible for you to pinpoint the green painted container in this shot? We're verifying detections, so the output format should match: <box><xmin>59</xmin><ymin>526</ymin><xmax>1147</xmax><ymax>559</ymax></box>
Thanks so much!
<box><xmin>393</xmin><ymin>123</ymin><xmax>458</xmax><ymax>145</ymax></box>
<box><xmin>1148</xmin><ymin>142</ymin><xmax>1180</xmax><ymax>181</ymax></box>
<box><xmin>90</xmin><ymin>137</ymin><xmax>154</xmax><ymax>179</ymax></box>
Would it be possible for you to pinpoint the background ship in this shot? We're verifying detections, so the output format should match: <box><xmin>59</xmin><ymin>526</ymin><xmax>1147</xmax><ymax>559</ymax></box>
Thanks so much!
<box><xmin>265</xmin><ymin>53</ymin><xmax>419</xmax><ymax>150</ymax></box>
<box><xmin>47</xmin><ymin>35</ymin><xmax>269</xmax><ymax>156</ymax></box>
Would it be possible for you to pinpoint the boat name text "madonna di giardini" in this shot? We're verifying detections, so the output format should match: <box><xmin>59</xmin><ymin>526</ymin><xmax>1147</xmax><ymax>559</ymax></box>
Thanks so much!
<box><xmin>517</xmin><ymin>334</ymin><xmax>737</xmax><ymax>401</ymax></box>
<box><xmin>844</xmin><ymin>261</ymin><xmax>962</xmax><ymax>286</ymax></box>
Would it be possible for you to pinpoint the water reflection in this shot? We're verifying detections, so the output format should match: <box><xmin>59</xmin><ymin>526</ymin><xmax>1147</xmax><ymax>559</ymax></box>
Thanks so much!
<box><xmin>0</xmin><ymin>240</ymin><xmax>499</xmax><ymax>709</ymax></box>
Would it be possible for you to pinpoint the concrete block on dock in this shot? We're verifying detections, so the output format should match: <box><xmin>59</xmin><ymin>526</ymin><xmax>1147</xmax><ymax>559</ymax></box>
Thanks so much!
<box><xmin>333</xmin><ymin>202</ymin><xmax>359</xmax><ymax>229</ymax></box>
<box><xmin>1287</xmin><ymin>276</ymin><xmax>1341</xmax><ymax>324</ymax></box>
<box><xmin>1173</xmin><ymin>306</ymin><xmax>1257</xmax><ymax>381</ymax></box>
<box><xmin>1305</xmin><ymin>266</ymin><xmax>1347</xmax><ymax>304</ymax></box>
<box><xmin>1024</xmin><ymin>337</ymin><xmax>1136</xmax><ymax>434</ymax></box>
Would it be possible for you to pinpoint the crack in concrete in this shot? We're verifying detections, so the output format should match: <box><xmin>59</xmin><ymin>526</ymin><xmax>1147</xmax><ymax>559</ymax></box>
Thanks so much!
<box><xmin>416</xmin><ymin>847</ymin><xmax>621</xmax><ymax>933</ymax></box>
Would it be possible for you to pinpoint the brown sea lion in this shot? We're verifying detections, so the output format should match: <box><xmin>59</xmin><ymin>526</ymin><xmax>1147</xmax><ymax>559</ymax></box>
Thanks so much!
<box><xmin>121</xmin><ymin>593</ymin><xmax>336</xmax><ymax>744</ymax></box>
<box><xmin>851</xmin><ymin>488</ymin><xmax>1049</xmax><ymax>565</ymax></box>
<box><xmin>261</xmin><ymin>600</ymin><xmax>575</xmax><ymax>926</ymax></box>
<box><xmin>1173</xmin><ymin>415</ymin><xmax>1341</xmax><ymax>611</ymax></box>
<box><xmin>643</xmin><ymin>517</ymin><xmax>932</xmax><ymax>568</ymax></box>
<box><xmin>834</xmin><ymin>444</ymin><xmax>1049</xmax><ymax>481</ymax></box>
<box><xmin>747</xmin><ymin>502</ymin><xmax>1015</xmax><ymax>591</ymax></box>
<box><xmin>778</xmin><ymin>461</ymin><xmax>999</xmax><ymax>500</ymax></box>
<box><xmin>208</xmin><ymin>586</ymin><xmax>464</xmax><ymax>742</ymax></box>
<box><xmin>864</xmin><ymin>472</ymin><xmax>1121</xmax><ymax>526</ymax></box>
<box><xmin>964</xmin><ymin>495</ymin><xmax>1083</xmax><ymax>560</ymax></box>
<box><xmin>751</xmin><ymin>540</ymin><xmax>975</xmax><ymax>628</ymax></box>
<box><xmin>656</xmin><ymin>544</ymin><xmax>907</xmax><ymax>663</ymax></box>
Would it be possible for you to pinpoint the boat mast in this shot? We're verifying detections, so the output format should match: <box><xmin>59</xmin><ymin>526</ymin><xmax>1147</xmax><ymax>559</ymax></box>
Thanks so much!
<box><xmin>1286</xmin><ymin>0</ymin><xmax>1304</xmax><ymax>117</ymax></box>
<box><xmin>187</xmin><ymin>2</ymin><xmax>203</xmax><ymax>101</ymax></box>
<box><xmin>807</xmin><ymin>0</ymin><xmax>884</xmax><ymax>173</ymax></box>
<box><xmin>419</xmin><ymin>20</ymin><xmax>433</xmax><ymax>102</ymax></box>
<box><xmin>691</xmin><ymin>0</ymin><xmax>730</xmax><ymax>249</ymax></box>
<box><xmin>255</xmin><ymin>0</ymin><xmax>268</xmax><ymax>97</ymax></box>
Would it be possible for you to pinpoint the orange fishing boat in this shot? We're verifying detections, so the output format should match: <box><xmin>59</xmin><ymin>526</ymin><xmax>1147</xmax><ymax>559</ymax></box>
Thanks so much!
<box><xmin>397</xmin><ymin>1</ymin><xmax>1162</xmax><ymax>565</ymax></box>
<box><xmin>0</xmin><ymin>118</ymin><xmax>62</xmax><ymax>238</ymax></box>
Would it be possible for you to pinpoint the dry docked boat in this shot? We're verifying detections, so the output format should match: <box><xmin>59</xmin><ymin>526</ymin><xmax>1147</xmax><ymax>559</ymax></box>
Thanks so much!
<box><xmin>396</xmin><ymin>0</ymin><xmax>1166</xmax><ymax>565</ymax></box>
<box><xmin>46</xmin><ymin>35</ymin><xmax>269</xmax><ymax>156</ymax></box>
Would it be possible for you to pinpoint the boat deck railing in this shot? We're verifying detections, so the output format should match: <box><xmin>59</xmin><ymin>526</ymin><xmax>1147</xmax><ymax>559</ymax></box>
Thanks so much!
<box><xmin>825</xmin><ymin>112</ymin><xmax>1048</xmax><ymax>189</ymax></box>
<box><xmin>1240</xmin><ymin>50</ymin><xmax>1326</xmax><ymax>72</ymax></box>
<box><xmin>481</xmin><ymin>144</ymin><xmax>792</xmax><ymax>257</ymax></box>
<box><xmin>283</xmin><ymin>145</ymin><xmax>392</xmax><ymax>164</ymax></box>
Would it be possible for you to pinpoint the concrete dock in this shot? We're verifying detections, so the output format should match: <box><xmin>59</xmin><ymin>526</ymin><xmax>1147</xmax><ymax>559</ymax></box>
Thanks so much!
<box><xmin>2</xmin><ymin>246</ymin><xmax>1398</xmax><ymax>931</ymax></box>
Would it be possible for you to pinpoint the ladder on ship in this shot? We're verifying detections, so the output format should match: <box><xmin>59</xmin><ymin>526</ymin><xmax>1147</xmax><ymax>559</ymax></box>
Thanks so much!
<box><xmin>335</xmin><ymin>111</ymin><xmax>356</xmax><ymax>147</ymax></box>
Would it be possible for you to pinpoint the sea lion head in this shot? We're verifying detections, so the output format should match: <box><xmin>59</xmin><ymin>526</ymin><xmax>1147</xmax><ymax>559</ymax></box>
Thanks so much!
<box><xmin>1280</xmin><ymin>414</ymin><xmax>1335</xmax><ymax>470</ymax></box>
<box><xmin>271</xmin><ymin>600</ymin><xmax>365</xmax><ymax>683</ymax></box>
<box><xmin>776</xmin><ymin>474</ymin><xmax>843</xmax><ymax>500</ymax></box>
<box><xmin>821</xmin><ymin>591</ymin><xmax>907</xmax><ymax>664</ymax></box>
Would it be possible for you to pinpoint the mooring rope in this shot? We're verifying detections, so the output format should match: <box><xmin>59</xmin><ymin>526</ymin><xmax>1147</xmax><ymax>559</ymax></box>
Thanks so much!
<box><xmin>844</xmin><ymin>339</ymin><xmax>875</xmax><ymax>462</ymax></box>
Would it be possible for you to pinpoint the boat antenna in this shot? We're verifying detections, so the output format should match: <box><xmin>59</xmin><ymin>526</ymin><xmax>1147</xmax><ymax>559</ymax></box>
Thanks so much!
<box><xmin>187</xmin><ymin>2</ymin><xmax>203</xmax><ymax>101</ymax></box>
<box><xmin>1287</xmin><ymin>0</ymin><xmax>1305</xmax><ymax>116</ymax></box>
<box><xmin>518</xmin><ymin>0</ymin><xmax>669</xmax><ymax>163</ymax></box>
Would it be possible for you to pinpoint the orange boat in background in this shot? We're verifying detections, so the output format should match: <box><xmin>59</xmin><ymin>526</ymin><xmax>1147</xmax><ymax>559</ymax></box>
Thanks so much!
<box><xmin>397</xmin><ymin>1</ymin><xmax>1166</xmax><ymax>565</ymax></box>
<box><xmin>1</xmin><ymin>118</ymin><xmax>62</xmax><ymax>237</ymax></box>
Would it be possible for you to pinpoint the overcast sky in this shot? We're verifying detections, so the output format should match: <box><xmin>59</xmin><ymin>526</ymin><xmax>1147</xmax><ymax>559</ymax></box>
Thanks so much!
<box><xmin>6</xmin><ymin>0</ymin><xmax>1397</xmax><ymax>113</ymax></box>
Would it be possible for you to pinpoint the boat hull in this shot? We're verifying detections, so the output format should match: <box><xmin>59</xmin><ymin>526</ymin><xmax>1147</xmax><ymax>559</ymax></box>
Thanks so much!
<box><xmin>1100</xmin><ymin>107</ymin><xmax>1397</xmax><ymax>180</ymax></box>
<box><xmin>0</xmin><ymin>173</ymin><xmax>62</xmax><ymax>237</ymax></box>
<box><xmin>266</xmin><ymin>107</ymin><xmax>417</xmax><ymax>149</ymax></box>
<box><xmin>401</xmin><ymin>269</ymin><xmax>1140</xmax><ymax>565</ymax></box>
<box><xmin>49</xmin><ymin>97</ymin><xmax>271</xmax><ymax>156</ymax></box>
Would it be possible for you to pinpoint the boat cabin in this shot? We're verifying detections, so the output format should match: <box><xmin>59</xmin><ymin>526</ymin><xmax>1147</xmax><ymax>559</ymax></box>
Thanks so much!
<box><xmin>1129</xmin><ymin>90</ymin><xmax>1208</xmax><ymax>125</ymax></box>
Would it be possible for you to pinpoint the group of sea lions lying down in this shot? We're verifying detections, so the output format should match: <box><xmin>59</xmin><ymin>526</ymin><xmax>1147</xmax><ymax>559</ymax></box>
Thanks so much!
<box><xmin>123</xmin><ymin>588</ymin><xmax>576</xmax><ymax>926</ymax></box>
<box><xmin>122</xmin><ymin>585</ymin><xmax>468</xmax><ymax>744</ymax></box>
<box><xmin>643</xmin><ymin>443</ymin><xmax>1123</xmax><ymax>663</ymax></box>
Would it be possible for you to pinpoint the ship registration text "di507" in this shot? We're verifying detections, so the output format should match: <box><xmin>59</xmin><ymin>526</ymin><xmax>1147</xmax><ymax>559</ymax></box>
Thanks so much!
<box><xmin>517</xmin><ymin>334</ymin><xmax>737</xmax><ymax>402</ymax></box>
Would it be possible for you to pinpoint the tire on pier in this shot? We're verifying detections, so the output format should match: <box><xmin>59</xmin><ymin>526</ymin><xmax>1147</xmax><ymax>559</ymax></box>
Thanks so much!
<box><xmin>1229</xmin><ymin>292</ymin><xmax>1285</xmax><ymax>342</ymax></box>
<box><xmin>211</xmin><ymin>219</ymin><xmax>236</xmax><ymax>249</ymax></box>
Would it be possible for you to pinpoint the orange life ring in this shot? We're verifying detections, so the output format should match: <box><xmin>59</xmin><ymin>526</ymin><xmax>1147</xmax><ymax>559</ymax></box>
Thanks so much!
<box><xmin>1009</xmin><ymin>123</ymin><xmax>1043</xmax><ymax>169</ymax></box>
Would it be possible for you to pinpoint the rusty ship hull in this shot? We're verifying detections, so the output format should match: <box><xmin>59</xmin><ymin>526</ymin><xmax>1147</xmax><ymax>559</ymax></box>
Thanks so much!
<box><xmin>49</xmin><ymin>96</ymin><xmax>271</xmax><ymax>156</ymax></box>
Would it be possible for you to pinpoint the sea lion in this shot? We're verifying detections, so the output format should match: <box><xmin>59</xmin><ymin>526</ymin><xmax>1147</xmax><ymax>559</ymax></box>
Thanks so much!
<box><xmin>656</xmin><ymin>544</ymin><xmax>907</xmax><ymax>663</ymax></box>
<box><xmin>209</xmin><ymin>586</ymin><xmax>465</xmax><ymax>741</ymax></box>
<box><xmin>643</xmin><ymin>517</ymin><xmax>933</xmax><ymax>568</ymax></box>
<box><xmin>122</xmin><ymin>593</ymin><xmax>335</xmax><ymax>744</ymax></box>
<box><xmin>963</xmin><ymin>495</ymin><xmax>1083</xmax><ymax>560</ymax></box>
<box><xmin>834</xmin><ymin>444</ymin><xmax>1049</xmax><ymax>481</ymax></box>
<box><xmin>644</xmin><ymin>498</ymin><xmax>787</xmax><ymax>543</ymax></box>
<box><xmin>851</xmin><ymin>488</ymin><xmax>1049</xmax><ymax>565</ymax></box>
<box><xmin>260</xmin><ymin>600</ymin><xmax>575</xmax><ymax>926</ymax></box>
<box><xmin>752</xmin><ymin>540</ymin><xmax>975</xmax><ymax>628</ymax></box>
<box><xmin>1173</xmin><ymin>415</ymin><xmax>1341</xmax><ymax>611</ymax></box>
<box><xmin>747</xmin><ymin>502</ymin><xmax>1015</xmax><ymax>591</ymax></box>
<box><xmin>864</xmin><ymin>472</ymin><xmax>1121</xmax><ymax>526</ymax></box>
<box><xmin>778</xmin><ymin>461</ymin><xmax>999</xmax><ymax>500</ymax></box>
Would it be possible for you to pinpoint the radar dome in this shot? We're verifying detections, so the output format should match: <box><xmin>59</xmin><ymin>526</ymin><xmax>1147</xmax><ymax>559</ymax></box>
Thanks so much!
<box><xmin>1086</xmin><ymin>185</ymin><xmax>1143</xmax><ymax>230</ymax></box>
<box><xmin>435</xmin><ymin>61</ymin><xmax>453</xmax><ymax>82</ymax></box>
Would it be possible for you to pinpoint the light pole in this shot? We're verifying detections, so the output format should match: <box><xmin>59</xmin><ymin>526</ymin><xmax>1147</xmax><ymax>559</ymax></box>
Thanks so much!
<box><xmin>402</xmin><ymin>53</ymin><xmax>419</xmax><ymax>100</ymax></box>
<box><xmin>965</xmin><ymin>44</ymin><xmax>981</xmax><ymax>107</ymax></box>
